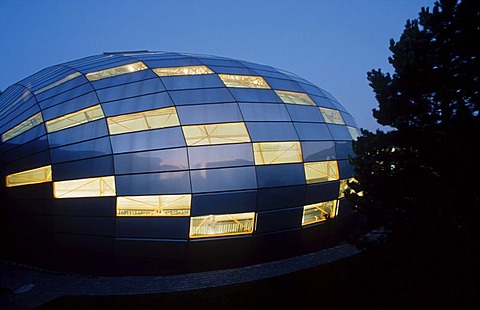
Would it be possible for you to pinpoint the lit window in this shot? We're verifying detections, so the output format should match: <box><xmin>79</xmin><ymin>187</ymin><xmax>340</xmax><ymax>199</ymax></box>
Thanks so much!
<box><xmin>34</xmin><ymin>72</ymin><xmax>82</xmax><ymax>95</ymax></box>
<box><xmin>153</xmin><ymin>65</ymin><xmax>214</xmax><ymax>76</ymax></box>
<box><xmin>253</xmin><ymin>141</ymin><xmax>303</xmax><ymax>165</ymax></box>
<box><xmin>1</xmin><ymin>112</ymin><xmax>43</xmax><ymax>142</ymax></box>
<box><xmin>85</xmin><ymin>61</ymin><xmax>148</xmax><ymax>81</ymax></box>
<box><xmin>107</xmin><ymin>107</ymin><xmax>180</xmax><ymax>135</ymax></box>
<box><xmin>218</xmin><ymin>74</ymin><xmax>270</xmax><ymax>89</ymax></box>
<box><xmin>53</xmin><ymin>176</ymin><xmax>116</xmax><ymax>198</ymax></box>
<box><xmin>182</xmin><ymin>122</ymin><xmax>251</xmax><ymax>146</ymax></box>
<box><xmin>304</xmin><ymin>161</ymin><xmax>339</xmax><ymax>184</ymax></box>
<box><xmin>347</xmin><ymin>126</ymin><xmax>360</xmax><ymax>140</ymax></box>
<box><xmin>116</xmin><ymin>194</ymin><xmax>191</xmax><ymax>217</ymax></box>
<box><xmin>6</xmin><ymin>165</ymin><xmax>52</xmax><ymax>187</ymax></box>
<box><xmin>189</xmin><ymin>212</ymin><xmax>255</xmax><ymax>239</ymax></box>
<box><xmin>275</xmin><ymin>90</ymin><xmax>316</xmax><ymax>106</ymax></box>
<box><xmin>45</xmin><ymin>104</ymin><xmax>105</xmax><ymax>133</ymax></box>
<box><xmin>319</xmin><ymin>107</ymin><xmax>345</xmax><ymax>125</ymax></box>
<box><xmin>302</xmin><ymin>200</ymin><xmax>337</xmax><ymax>226</ymax></box>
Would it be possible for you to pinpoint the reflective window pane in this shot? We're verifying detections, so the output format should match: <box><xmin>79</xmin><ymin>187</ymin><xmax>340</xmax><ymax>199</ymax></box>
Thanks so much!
<box><xmin>218</xmin><ymin>74</ymin><xmax>270</xmax><ymax>89</ymax></box>
<box><xmin>188</xmin><ymin>143</ymin><xmax>253</xmax><ymax>169</ymax></box>
<box><xmin>107</xmin><ymin>107</ymin><xmax>179</xmax><ymax>135</ymax></box>
<box><xmin>253</xmin><ymin>141</ymin><xmax>303</xmax><ymax>165</ymax></box>
<box><xmin>86</xmin><ymin>61</ymin><xmax>148</xmax><ymax>81</ymax></box>
<box><xmin>275</xmin><ymin>90</ymin><xmax>316</xmax><ymax>106</ymax></box>
<box><xmin>117</xmin><ymin>194</ymin><xmax>191</xmax><ymax>217</ymax></box>
<box><xmin>176</xmin><ymin>103</ymin><xmax>242</xmax><ymax>125</ymax></box>
<box><xmin>189</xmin><ymin>212</ymin><xmax>255</xmax><ymax>238</ymax></box>
<box><xmin>302</xmin><ymin>200</ymin><xmax>338</xmax><ymax>226</ymax></box>
<box><xmin>53</xmin><ymin>176</ymin><xmax>116</xmax><ymax>198</ymax></box>
<box><xmin>246</xmin><ymin>122</ymin><xmax>298</xmax><ymax>142</ymax></box>
<box><xmin>153</xmin><ymin>65</ymin><xmax>213</xmax><ymax>76</ymax></box>
<box><xmin>319</xmin><ymin>107</ymin><xmax>345</xmax><ymax>125</ymax></box>
<box><xmin>6</xmin><ymin>165</ymin><xmax>52</xmax><ymax>187</ymax></box>
<box><xmin>304</xmin><ymin>161</ymin><xmax>339</xmax><ymax>184</ymax></box>
<box><xmin>2</xmin><ymin>112</ymin><xmax>43</xmax><ymax>142</ymax></box>
<box><xmin>182</xmin><ymin>122</ymin><xmax>250</xmax><ymax>146</ymax></box>
<box><xmin>45</xmin><ymin>104</ymin><xmax>104</xmax><ymax>133</ymax></box>
<box><xmin>33</xmin><ymin>72</ymin><xmax>82</xmax><ymax>95</ymax></box>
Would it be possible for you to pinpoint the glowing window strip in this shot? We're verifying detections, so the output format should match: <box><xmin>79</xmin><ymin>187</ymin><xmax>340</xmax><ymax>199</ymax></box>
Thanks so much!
<box><xmin>6</xmin><ymin>165</ymin><xmax>52</xmax><ymax>187</ymax></box>
<box><xmin>319</xmin><ymin>107</ymin><xmax>345</xmax><ymax>125</ymax></box>
<box><xmin>33</xmin><ymin>72</ymin><xmax>82</xmax><ymax>95</ymax></box>
<box><xmin>1</xmin><ymin>112</ymin><xmax>43</xmax><ymax>142</ymax></box>
<box><xmin>182</xmin><ymin>122</ymin><xmax>251</xmax><ymax>146</ymax></box>
<box><xmin>275</xmin><ymin>90</ymin><xmax>316</xmax><ymax>106</ymax></box>
<box><xmin>189</xmin><ymin>212</ymin><xmax>255</xmax><ymax>239</ymax></box>
<box><xmin>153</xmin><ymin>65</ymin><xmax>214</xmax><ymax>77</ymax></box>
<box><xmin>45</xmin><ymin>104</ymin><xmax>105</xmax><ymax>133</ymax></box>
<box><xmin>107</xmin><ymin>107</ymin><xmax>180</xmax><ymax>135</ymax></box>
<box><xmin>253</xmin><ymin>141</ymin><xmax>303</xmax><ymax>165</ymax></box>
<box><xmin>347</xmin><ymin>126</ymin><xmax>360</xmax><ymax>140</ymax></box>
<box><xmin>304</xmin><ymin>161</ymin><xmax>339</xmax><ymax>184</ymax></box>
<box><xmin>218</xmin><ymin>74</ymin><xmax>270</xmax><ymax>89</ymax></box>
<box><xmin>85</xmin><ymin>61</ymin><xmax>148</xmax><ymax>81</ymax></box>
<box><xmin>53</xmin><ymin>176</ymin><xmax>116</xmax><ymax>198</ymax></box>
<box><xmin>116</xmin><ymin>194</ymin><xmax>191</xmax><ymax>217</ymax></box>
<box><xmin>302</xmin><ymin>200</ymin><xmax>338</xmax><ymax>226</ymax></box>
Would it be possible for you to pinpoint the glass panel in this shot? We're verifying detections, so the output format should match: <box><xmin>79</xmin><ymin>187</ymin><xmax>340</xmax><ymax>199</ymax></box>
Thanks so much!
<box><xmin>188</xmin><ymin>143</ymin><xmax>253</xmax><ymax>169</ymax></box>
<box><xmin>189</xmin><ymin>212</ymin><xmax>255</xmax><ymax>238</ymax></box>
<box><xmin>85</xmin><ymin>61</ymin><xmax>148</xmax><ymax>81</ymax></box>
<box><xmin>304</xmin><ymin>161</ymin><xmax>339</xmax><ymax>184</ymax></box>
<box><xmin>347</xmin><ymin>126</ymin><xmax>360</xmax><ymax>140</ymax></box>
<box><xmin>45</xmin><ymin>104</ymin><xmax>105</xmax><ymax>133</ymax></box>
<box><xmin>319</xmin><ymin>107</ymin><xmax>345</xmax><ymax>125</ymax></box>
<box><xmin>53</xmin><ymin>176</ymin><xmax>116</xmax><ymax>198</ymax></box>
<box><xmin>33</xmin><ymin>72</ymin><xmax>82</xmax><ymax>95</ymax></box>
<box><xmin>107</xmin><ymin>107</ymin><xmax>179</xmax><ymax>135</ymax></box>
<box><xmin>176</xmin><ymin>103</ymin><xmax>242</xmax><ymax>125</ymax></box>
<box><xmin>110</xmin><ymin>127</ymin><xmax>185</xmax><ymax>154</ymax></box>
<box><xmin>253</xmin><ymin>141</ymin><xmax>303</xmax><ymax>165</ymax></box>
<box><xmin>256</xmin><ymin>164</ymin><xmax>305</xmax><ymax>188</ymax></box>
<box><xmin>116</xmin><ymin>194</ymin><xmax>191</xmax><ymax>217</ymax></box>
<box><xmin>153</xmin><ymin>65</ymin><xmax>213</xmax><ymax>76</ymax></box>
<box><xmin>275</xmin><ymin>90</ymin><xmax>316</xmax><ymax>106</ymax></box>
<box><xmin>190</xmin><ymin>166</ymin><xmax>257</xmax><ymax>193</ymax></box>
<box><xmin>2</xmin><ymin>112</ymin><xmax>43</xmax><ymax>142</ymax></box>
<box><xmin>246</xmin><ymin>122</ymin><xmax>298</xmax><ymax>142</ymax></box>
<box><xmin>302</xmin><ymin>200</ymin><xmax>338</xmax><ymax>226</ymax></box>
<box><xmin>218</xmin><ymin>74</ymin><xmax>270</xmax><ymax>89</ymax></box>
<box><xmin>182</xmin><ymin>122</ymin><xmax>250</xmax><ymax>146</ymax></box>
<box><xmin>6</xmin><ymin>165</ymin><xmax>52</xmax><ymax>187</ymax></box>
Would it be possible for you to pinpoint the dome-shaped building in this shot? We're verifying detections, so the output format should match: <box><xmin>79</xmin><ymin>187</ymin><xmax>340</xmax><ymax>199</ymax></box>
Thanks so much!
<box><xmin>0</xmin><ymin>51</ymin><xmax>359</xmax><ymax>275</ymax></box>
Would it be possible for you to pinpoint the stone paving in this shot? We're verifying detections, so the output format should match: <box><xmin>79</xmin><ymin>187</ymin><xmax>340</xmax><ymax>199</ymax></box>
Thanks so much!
<box><xmin>0</xmin><ymin>242</ymin><xmax>361</xmax><ymax>309</ymax></box>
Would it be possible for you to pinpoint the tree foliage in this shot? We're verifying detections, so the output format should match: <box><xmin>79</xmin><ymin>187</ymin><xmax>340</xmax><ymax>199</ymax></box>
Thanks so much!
<box><xmin>348</xmin><ymin>0</ymin><xmax>479</xmax><ymax>249</ymax></box>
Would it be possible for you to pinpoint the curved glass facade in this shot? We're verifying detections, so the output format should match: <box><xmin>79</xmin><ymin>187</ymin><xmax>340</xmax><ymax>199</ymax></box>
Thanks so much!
<box><xmin>0</xmin><ymin>51</ymin><xmax>360</xmax><ymax>274</ymax></box>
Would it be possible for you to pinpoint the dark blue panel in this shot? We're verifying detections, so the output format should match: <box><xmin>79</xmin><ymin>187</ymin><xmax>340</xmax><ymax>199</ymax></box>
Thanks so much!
<box><xmin>114</xmin><ymin>147</ymin><xmax>188</xmax><ymax>174</ymax></box>
<box><xmin>255</xmin><ymin>207</ymin><xmax>303</xmax><ymax>233</ymax></box>
<box><xmin>302</xmin><ymin>141</ymin><xmax>337</xmax><ymax>162</ymax></box>
<box><xmin>246</xmin><ymin>122</ymin><xmax>299</xmax><ymax>141</ymax></box>
<box><xmin>90</xmin><ymin>69</ymin><xmax>157</xmax><ymax>90</ymax></box>
<box><xmin>239</xmin><ymin>103</ymin><xmax>290</xmax><ymax>121</ymax></box>
<box><xmin>240</xmin><ymin>61</ymin><xmax>276</xmax><ymax>72</ymax></box>
<box><xmin>337</xmin><ymin>198</ymin><xmax>355</xmax><ymax>217</ymax></box>
<box><xmin>38</xmin><ymin>83</ymin><xmax>94</xmax><ymax>109</ymax></box>
<box><xmin>256</xmin><ymin>185</ymin><xmax>305</xmax><ymax>211</ymax></box>
<box><xmin>169</xmin><ymin>88</ymin><xmax>235</xmax><ymax>105</ymax></box>
<box><xmin>251</xmin><ymin>69</ymin><xmax>289</xmax><ymax>79</ymax></box>
<box><xmin>110</xmin><ymin>127</ymin><xmax>185</xmax><ymax>153</ymax></box>
<box><xmin>52</xmin><ymin>156</ymin><xmax>114</xmax><ymax>180</ymax></box>
<box><xmin>4</xmin><ymin>182</ymin><xmax>52</xmax><ymax>200</ymax></box>
<box><xmin>304</xmin><ymin>181</ymin><xmax>340</xmax><ymax>204</ymax></box>
<box><xmin>332</xmin><ymin>100</ymin><xmax>348</xmax><ymax>113</ymax></box>
<box><xmin>188</xmin><ymin>143</ymin><xmax>253</xmax><ymax>169</ymax></box>
<box><xmin>335</xmin><ymin>141</ymin><xmax>354</xmax><ymax>160</ymax></box>
<box><xmin>191</xmin><ymin>190</ymin><xmax>257</xmax><ymax>216</ymax></box>
<box><xmin>50</xmin><ymin>136</ymin><xmax>112</xmax><ymax>164</ymax></box>
<box><xmin>52</xmin><ymin>233</ymin><xmax>113</xmax><ymax>254</ymax></box>
<box><xmin>35</xmin><ymin>76</ymin><xmax>89</xmax><ymax>102</ymax></box>
<box><xmin>114</xmin><ymin>239</ymin><xmax>186</xmax><ymax>260</ymax></box>
<box><xmin>115</xmin><ymin>171</ymin><xmax>191</xmax><ymax>195</ymax></box>
<box><xmin>293</xmin><ymin>123</ymin><xmax>333</xmax><ymax>141</ymax></box>
<box><xmin>328</xmin><ymin>124</ymin><xmax>352</xmax><ymax>140</ymax></box>
<box><xmin>338</xmin><ymin>159</ymin><xmax>355</xmax><ymax>179</ymax></box>
<box><xmin>2</xmin><ymin>150</ymin><xmax>51</xmax><ymax>176</ymax></box>
<box><xmin>96</xmin><ymin>78</ymin><xmax>165</xmax><ymax>102</ymax></box>
<box><xmin>101</xmin><ymin>92</ymin><xmax>174</xmax><ymax>117</ymax></box>
<box><xmin>297</xmin><ymin>82</ymin><xmax>328</xmax><ymax>97</ymax></box>
<box><xmin>208</xmin><ymin>66</ymin><xmax>256</xmax><ymax>75</ymax></box>
<box><xmin>42</xmin><ymin>93</ymin><xmax>99</xmax><ymax>121</ymax></box>
<box><xmin>161</xmin><ymin>74</ymin><xmax>224</xmax><ymax>91</ymax></box>
<box><xmin>47</xmin><ymin>119</ymin><xmax>108</xmax><ymax>147</ymax></box>
<box><xmin>1</xmin><ymin>98</ymin><xmax>39</xmax><ymax>129</ymax></box>
<box><xmin>190</xmin><ymin>166</ymin><xmax>257</xmax><ymax>193</ymax></box>
<box><xmin>228</xmin><ymin>89</ymin><xmax>281</xmax><ymax>103</ymax></box>
<box><xmin>116</xmin><ymin>218</ymin><xmax>189</xmax><ymax>239</ymax></box>
<box><xmin>286</xmin><ymin>105</ymin><xmax>324</xmax><ymax>122</ymax></box>
<box><xmin>176</xmin><ymin>103</ymin><xmax>242</xmax><ymax>125</ymax></box>
<box><xmin>53</xmin><ymin>197</ymin><xmax>115</xmax><ymax>217</ymax></box>
<box><xmin>141</xmin><ymin>58</ymin><xmax>202</xmax><ymax>68</ymax></box>
<box><xmin>310</xmin><ymin>95</ymin><xmax>337</xmax><ymax>109</ymax></box>
<box><xmin>197</xmin><ymin>58</ymin><xmax>245</xmax><ymax>67</ymax></box>
<box><xmin>1</xmin><ymin>126</ymin><xmax>46</xmax><ymax>152</ymax></box>
<box><xmin>255</xmin><ymin>164</ymin><xmax>305</xmax><ymax>188</ymax></box>
<box><xmin>341</xmin><ymin>113</ymin><xmax>358</xmax><ymax>127</ymax></box>
<box><xmin>2</xmin><ymin>135</ymin><xmax>48</xmax><ymax>164</ymax></box>
<box><xmin>52</xmin><ymin>216</ymin><xmax>115</xmax><ymax>236</ymax></box>
<box><xmin>264</xmin><ymin>77</ymin><xmax>303</xmax><ymax>92</ymax></box>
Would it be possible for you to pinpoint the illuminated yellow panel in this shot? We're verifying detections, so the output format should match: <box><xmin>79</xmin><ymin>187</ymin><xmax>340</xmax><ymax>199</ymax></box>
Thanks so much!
<box><xmin>1</xmin><ymin>112</ymin><xmax>43</xmax><ymax>142</ymax></box>
<box><xmin>117</xmin><ymin>194</ymin><xmax>191</xmax><ymax>217</ymax></box>
<box><xmin>319</xmin><ymin>107</ymin><xmax>345</xmax><ymax>125</ymax></box>
<box><xmin>153</xmin><ymin>65</ymin><xmax>214</xmax><ymax>76</ymax></box>
<box><xmin>218</xmin><ymin>74</ymin><xmax>270</xmax><ymax>89</ymax></box>
<box><xmin>304</xmin><ymin>161</ymin><xmax>339</xmax><ymax>184</ymax></box>
<box><xmin>189</xmin><ymin>212</ymin><xmax>255</xmax><ymax>239</ymax></box>
<box><xmin>6</xmin><ymin>165</ymin><xmax>52</xmax><ymax>187</ymax></box>
<box><xmin>253</xmin><ymin>141</ymin><xmax>303</xmax><ymax>165</ymax></box>
<box><xmin>34</xmin><ymin>72</ymin><xmax>82</xmax><ymax>95</ymax></box>
<box><xmin>45</xmin><ymin>105</ymin><xmax>105</xmax><ymax>133</ymax></box>
<box><xmin>275</xmin><ymin>90</ymin><xmax>316</xmax><ymax>106</ymax></box>
<box><xmin>302</xmin><ymin>200</ymin><xmax>337</xmax><ymax>226</ymax></box>
<box><xmin>347</xmin><ymin>126</ymin><xmax>360</xmax><ymax>140</ymax></box>
<box><xmin>85</xmin><ymin>61</ymin><xmax>148</xmax><ymax>81</ymax></box>
<box><xmin>107</xmin><ymin>107</ymin><xmax>180</xmax><ymax>135</ymax></box>
<box><xmin>182</xmin><ymin>122</ymin><xmax>251</xmax><ymax>146</ymax></box>
<box><xmin>54</xmin><ymin>176</ymin><xmax>116</xmax><ymax>198</ymax></box>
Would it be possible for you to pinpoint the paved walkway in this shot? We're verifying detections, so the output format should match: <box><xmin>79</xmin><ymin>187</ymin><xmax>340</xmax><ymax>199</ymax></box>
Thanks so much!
<box><xmin>0</xmin><ymin>242</ymin><xmax>361</xmax><ymax>309</ymax></box>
